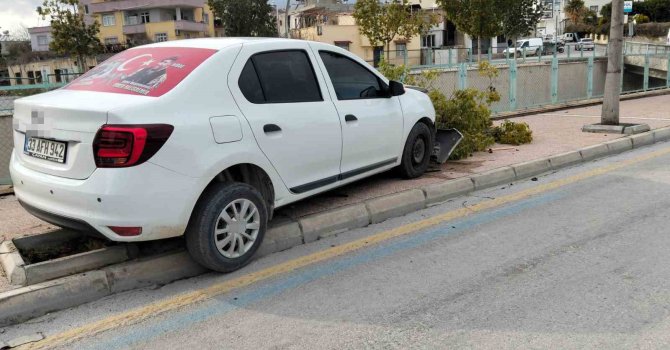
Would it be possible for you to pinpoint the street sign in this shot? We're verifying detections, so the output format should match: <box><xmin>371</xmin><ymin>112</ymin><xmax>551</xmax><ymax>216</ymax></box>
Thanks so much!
<box><xmin>624</xmin><ymin>1</ymin><xmax>633</xmax><ymax>13</ymax></box>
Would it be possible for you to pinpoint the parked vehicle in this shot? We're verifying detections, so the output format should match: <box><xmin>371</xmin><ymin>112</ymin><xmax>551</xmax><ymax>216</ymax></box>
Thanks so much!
<box><xmin>576</xmin><ymin>38</ymin><xmax>595</xmax><ymax>51</ymax></box>
<box><xmin>10</xmin><ymin>38</ymin><xmax>460</xmax><ymax>272</ymax></box>
<box><xmin>503</xmin><ymin>38</ymin><xmax>544</xmax><ymax>57</ymax></box>
<box><xmin>558</xmin><ymin>32</ymin><xmax>580</xmax><ymax>43</ymax></box>
<box><xmin>667</xmin><ymin>28</ymin><xmax>670</xmax><ymax>44</ymax></box>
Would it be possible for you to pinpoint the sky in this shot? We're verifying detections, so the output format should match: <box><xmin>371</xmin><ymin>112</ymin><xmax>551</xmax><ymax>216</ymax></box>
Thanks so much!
<box><xmin>1</xmin><ymin>0</ymin><xmax>46</xmax><ymax>36</ymax></box>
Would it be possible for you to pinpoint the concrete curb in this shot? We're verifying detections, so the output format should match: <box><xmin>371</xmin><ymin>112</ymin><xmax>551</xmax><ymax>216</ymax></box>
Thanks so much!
<box><xmin>2</xmin><ymin>126</ymin><xmax>670</xmax><ymax>327</ymax></box>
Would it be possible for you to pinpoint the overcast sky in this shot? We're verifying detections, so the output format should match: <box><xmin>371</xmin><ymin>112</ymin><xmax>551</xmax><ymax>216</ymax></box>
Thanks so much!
<box><xmin>1</xmin><ymin>0</ymin><xmax>47</xmax><ymax>35</ymax></box>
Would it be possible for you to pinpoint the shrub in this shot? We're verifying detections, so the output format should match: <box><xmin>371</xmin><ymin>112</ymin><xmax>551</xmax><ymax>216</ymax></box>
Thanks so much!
<box><xmin>634</xmin><ymin>14</ymin><xmax>651</xmax><ymax>24</ymax></box>
<box><xmin>492</xmin><ymin>120</ymin><xmax>533</xmax><ymax>145</ymax></box>
<box><xmin>636</xmin><ymin>22</ymin><xmax>670</xmax><ymax>38</ymax></box>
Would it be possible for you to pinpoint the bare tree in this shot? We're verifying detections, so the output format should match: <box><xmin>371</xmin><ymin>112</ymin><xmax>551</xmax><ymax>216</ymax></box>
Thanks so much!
<box><xmin>601</xmin><ymin>0</ymin><xmax>623</xmax><ymax>125</ymax></box>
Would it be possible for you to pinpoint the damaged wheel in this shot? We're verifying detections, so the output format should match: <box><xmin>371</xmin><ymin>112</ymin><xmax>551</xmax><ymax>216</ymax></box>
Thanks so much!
<box><xmin>186</xmin><ymin>182</ymin><xmax>267</xmax><ymax>272</ymax></box>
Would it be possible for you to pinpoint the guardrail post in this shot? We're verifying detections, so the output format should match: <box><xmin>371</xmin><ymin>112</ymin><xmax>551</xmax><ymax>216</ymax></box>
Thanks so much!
<box><xmin>448</xmin><ymin>48</ymin><xmax>453</xmax><ymax>68</ymax></box>
<box><xmin>404</xmin><ymin>46</ymin><xmax>408</xmax><ymax>66</ymax></box>
<box><xmin>551</xmin><ymin>56</ymin><xmax>559</xmax><ymax>103</ymax></box>
<box><xmin>488</xmin><ymin>49</ymin><xmax>492</xmax><ymax>62</ymax></box>
<box><xmin>458</xmin><ymin>62</ymin><xmax>467</xmax><ymax>90</ymax></box>
<box><xmin>644</xmin><ymin>52</ymin><xmax>650</xmax><ymax>91</ymax></box>
<box><xmin>522</xmin><ymin>48</ymin><xmax>527</xmax><ymax>63</ymax></box>
<box><xmin>509</xmin><ymin>60</ymin><xmax>517</xmax><ymax>110</ymax></box>
<box><xmin>567</xmin><ymin>44</ymin><xmax>571</xmax><ymax>60</ymax></box>
<box><xmin>587</xmin><ymin>56</ymin><xmax>594</xmax><ymax>99</ymax></box>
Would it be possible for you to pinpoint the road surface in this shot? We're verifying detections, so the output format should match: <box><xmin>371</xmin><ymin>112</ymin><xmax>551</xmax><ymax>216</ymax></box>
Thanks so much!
<box><xmin>6</xmin><ymin>140</ymin><xmax>670</xmax><ymax>349</ymax></box>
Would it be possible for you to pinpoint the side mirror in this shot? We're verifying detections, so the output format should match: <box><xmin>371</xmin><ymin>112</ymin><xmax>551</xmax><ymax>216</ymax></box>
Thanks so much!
<box><xmin>388</xmin><ymin>80</ymin><xmax>405</xmax><ymax>97</ymax></box>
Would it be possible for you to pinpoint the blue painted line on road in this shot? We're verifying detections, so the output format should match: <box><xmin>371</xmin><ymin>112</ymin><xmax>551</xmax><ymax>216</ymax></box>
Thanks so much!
<box><xmin>84</xmin><ymin>191</ymin><xmax>563</xmax><ymax>350</ymax></box>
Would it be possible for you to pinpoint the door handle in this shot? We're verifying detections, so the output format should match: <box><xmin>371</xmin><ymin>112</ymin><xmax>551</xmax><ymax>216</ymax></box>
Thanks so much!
<box><xmin>345</xmin><ymin>114</ymin><xmax>358</xmax><ymax>122</ymax></box>
<box><xmin>263</xmin><ymin>124</ymin><xmax>281</xmax><ymax>133</ymax></box>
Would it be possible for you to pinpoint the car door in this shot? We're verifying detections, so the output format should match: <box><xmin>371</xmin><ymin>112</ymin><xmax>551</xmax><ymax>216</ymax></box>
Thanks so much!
<box><xmin>228</xmin><ymin>42</ymin><xmax>343</xmax><ymax>194</ymax></box>
<box><xmin>313</xmin><ymin>48</ymin><xmax>404</xmax><ymax>178</ymax></box>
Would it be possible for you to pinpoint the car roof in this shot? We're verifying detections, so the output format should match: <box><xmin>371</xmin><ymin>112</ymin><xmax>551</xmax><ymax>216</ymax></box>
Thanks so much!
<box><xmin>138</xmin><ymin>37</ymin><xmax>298</xmax><ymax>51</ymax></box>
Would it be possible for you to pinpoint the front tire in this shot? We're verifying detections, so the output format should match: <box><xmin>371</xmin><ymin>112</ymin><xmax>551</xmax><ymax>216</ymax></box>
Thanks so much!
<box><xmin>186</xmin><ymin>182</ymin><xmax>267</xmax><ymax>272</ymax></box>
<box><xmin>398</xmin><ymin>122</ymin><xmax>433</xmax><ymax>179</ymax></box>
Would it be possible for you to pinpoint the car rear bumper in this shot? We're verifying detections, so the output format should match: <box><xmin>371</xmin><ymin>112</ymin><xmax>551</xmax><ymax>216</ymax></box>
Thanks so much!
<box><xmin>10</xmin><ymin>150</ymin><xmax>201</xmax><ymax>242</ymax></box>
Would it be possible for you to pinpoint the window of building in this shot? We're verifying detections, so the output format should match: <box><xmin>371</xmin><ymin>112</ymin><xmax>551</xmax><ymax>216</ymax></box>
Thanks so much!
<box><xmin>54</xmin><ymin>69</ymin><xmax>62</xmax><ymax>83</ymax></box>
<box><xmin>27</xmin><ymin>71</ymin><xmax>34</xmax><ymax>84</ymax></box>
<box><xmin>102</xmin><ymin>14</ymin><xmax>116</xmax><ymax>26</ymax></box>
<box><xmin>37</xmin><ymin>35</ymin><xmax>48</xmax><ymax>46</ymax></box>
<box><xmin>422</xmin><ymin>34</ymin><xmax>436</xmax><ymax>48</ymax></box>
<box><xmin>319</xmin><ymin>51</ymin><xmax>386</xmax><ymax>100</ymax></box>
<box><xmin>14</xmin><ymin>73</ymin><xmax>22</xmax><ymax>85</ymax></box>
<box><xmin>395</xmin><ymin>43</ymin><xmax>407</xmax><ymax>58</ymax></box>
<box><xmin>334</xmin><ymin>41</ymin><xmax>350</xmax><ymax>51</ymax></box>
<box><xmin>34</xmin><ymin>71</ymin><xmax>43</xmax><ymax>84</ymax></box>
<box><xmin>140</xmin><ymin>12</ymin><xmax>150</xmax><ymax>24</ymax></box>
<box><xmin>240</xmin><ymin>50</ymin><xmax>322</xmax><ymax>104</ymax></box>
<box><xmin>154</xmin><ymin>33</ymin><xmax>168</xmax><ymax>42</ymax></box>
<box><xmin>590</xmin><ymin>5</ymin><xmax>599</xmax><ymax>13</ymax></box>
<box><xmin>203</xmin><ymin>13</ymin><xmax>209</xmax><ymax>24</ymax></box>
<box><xmin>104</xmin><ymin>37</ymin><xmax>118</xmax><ymax>45</ymax></box>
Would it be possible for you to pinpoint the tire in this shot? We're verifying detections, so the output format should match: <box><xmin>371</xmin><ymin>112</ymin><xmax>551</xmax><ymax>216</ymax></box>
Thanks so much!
<box><xmin>186</xmin><ymin>182</ymin><xmax>268</xmax><ymax>272</ymax></box>
<box><xmin>398</xmin><ymin>122</ymin><xmax>433</xmax><ymax>179</ymax></box>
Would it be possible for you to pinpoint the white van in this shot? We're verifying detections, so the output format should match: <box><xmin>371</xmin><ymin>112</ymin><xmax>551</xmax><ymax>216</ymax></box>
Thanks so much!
<box><xmin>504</xmin><ymin>38</ymin><xmax>544</xmax><ymax>57</ymax></box>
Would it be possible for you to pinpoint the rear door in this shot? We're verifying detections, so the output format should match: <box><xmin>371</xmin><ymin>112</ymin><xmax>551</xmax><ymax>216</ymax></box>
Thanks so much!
<box><xmin>312</xmin><ymin>48</ymin><xmax>403</xmax><ymax>177</ymax></box>
<box><xmin>229</xmin><ymin>42</ymin><xmax>343</xmax><ymax>194</ymax></box>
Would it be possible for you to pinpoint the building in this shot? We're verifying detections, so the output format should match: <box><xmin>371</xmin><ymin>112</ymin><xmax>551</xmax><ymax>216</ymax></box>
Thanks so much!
<box><xmin>28</xmin><ymin>26</ymin><xmax>53</xmax><ymax>52</ymax></box>
<box><xmin>81</xmin><ymin>0</ymin><xmax>217</xmax><ymax>46</ymax></box>
<box><xmin>288</xmin><ymin>0</ymin><xmax>424</xmax><ymax>66</ymax></box>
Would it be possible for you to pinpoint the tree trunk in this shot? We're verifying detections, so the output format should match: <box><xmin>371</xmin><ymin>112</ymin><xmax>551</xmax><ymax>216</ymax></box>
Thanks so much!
<box><xmin>77</xmin><ymin>54</ymin><xmax>86</xmax><ymax>74</ymax></box>
<box><xmin>601</xmin><ymin>0</ymin><xmax>624</xmax><ymax>125</ymax></box>
<box><xmin>386</xmin><ymin>41</ymin><xmax>391</xmax><ymax>63</ymax></box>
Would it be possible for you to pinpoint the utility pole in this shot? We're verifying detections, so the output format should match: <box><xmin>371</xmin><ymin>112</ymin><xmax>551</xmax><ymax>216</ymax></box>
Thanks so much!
<box><xmin>285</xmin><ymin>0</ymin><xmax>291</xmax><ymax>38</ymax></box>
<box><xmin>601</xmin><ymin>0</ymin><xmax>624</xmax><ymax>125</ymax></box>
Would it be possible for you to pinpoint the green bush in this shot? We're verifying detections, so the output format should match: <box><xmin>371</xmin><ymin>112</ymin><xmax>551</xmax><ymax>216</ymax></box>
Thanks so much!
<box><xmin>492</xmin><ymin>120</ymin><xmax>533</xmax><ymax>145</ymax></box>
<box><xmin>634</xmin><ymin>14</ymin><xmax>651</xmax><ymax>24</ymax></box>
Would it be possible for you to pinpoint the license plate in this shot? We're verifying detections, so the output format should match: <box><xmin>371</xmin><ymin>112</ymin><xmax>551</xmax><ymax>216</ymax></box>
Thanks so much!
<box><xmin>24</xmin><ymin>137</ymin><xmax>67</xmax><ymax>164</ymax></box>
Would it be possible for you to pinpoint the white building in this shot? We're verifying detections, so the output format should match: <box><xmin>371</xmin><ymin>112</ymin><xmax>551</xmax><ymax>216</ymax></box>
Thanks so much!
<box><xmin>28</xmin><ymin>26</ymin><xmax>53</xmax><ymax>52</ymax></box>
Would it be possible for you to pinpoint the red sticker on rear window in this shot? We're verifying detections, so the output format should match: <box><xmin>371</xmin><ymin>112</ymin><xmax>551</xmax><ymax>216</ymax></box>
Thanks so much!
<box><xmin>65</xmin><ymin>47</ymin><xmax>217</xmax><ymax>97</ymax></box>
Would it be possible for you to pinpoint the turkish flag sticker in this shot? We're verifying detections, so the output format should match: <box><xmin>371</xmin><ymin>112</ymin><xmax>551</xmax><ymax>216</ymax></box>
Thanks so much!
<box><xmin>65</xmin><ymin>47</ymin><xmax>218</xmax><ymax>97</ymax></box>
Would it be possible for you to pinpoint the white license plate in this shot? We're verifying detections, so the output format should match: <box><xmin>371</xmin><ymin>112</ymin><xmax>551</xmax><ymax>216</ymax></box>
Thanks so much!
<box><xmin>24</xmin><ymin>137</ymin><xmax>68</xmax><ymax>163</ymax></box>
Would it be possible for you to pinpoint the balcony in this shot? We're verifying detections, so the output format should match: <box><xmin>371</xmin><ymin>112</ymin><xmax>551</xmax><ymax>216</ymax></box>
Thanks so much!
<box><xmin>122</xmin><ymin>20</ymin><xmax>207</xmax><ymax>35</ymax></box>
<box><xmin>123</xmin><ymin>23</ymin><xmax>147</xmax><ymax>35</ymax></box>
<box><xmin>174</xmin><ymin>20</ymin><xmax>207</xmax><ymax>32</ymax></box>
<box><xmin>89</xmin><ymin>0</ymin><xmax>204</xmax><ymax>14</ymax></box>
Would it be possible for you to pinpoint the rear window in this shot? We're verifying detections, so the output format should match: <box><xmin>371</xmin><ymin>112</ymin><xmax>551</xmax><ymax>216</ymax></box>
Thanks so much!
<box><xmin>65</xmin><ymin>47</ymin><xmax>217</xmax><ymax>97</ymax></box>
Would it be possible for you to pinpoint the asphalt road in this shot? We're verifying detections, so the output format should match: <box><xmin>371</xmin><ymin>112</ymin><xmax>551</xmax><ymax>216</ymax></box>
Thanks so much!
<box><xmin>6</xmin><ymin>141</ymin><xmax>670</xmax><ymax>349</ymax></box>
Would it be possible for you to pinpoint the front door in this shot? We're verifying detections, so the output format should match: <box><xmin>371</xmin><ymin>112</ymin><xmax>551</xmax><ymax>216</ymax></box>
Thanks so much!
<box><xmin>314</xmin><ymin>48</ymin><xmax>403</xmax><ymax>178</ymax></box>
<box><xmin>229</xmin><ymin>42</ymin><xmax>343</xmax><ymax>194</ymax></box>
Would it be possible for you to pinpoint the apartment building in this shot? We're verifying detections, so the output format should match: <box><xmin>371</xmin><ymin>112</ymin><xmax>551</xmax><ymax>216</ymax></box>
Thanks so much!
<box><xmin>81</xmin><ymin>0</ymin><xmax>217</xmax><ymax>46</ymax></box>
<box><xmin>288</xmin><ymin>0</ymin><xmax>423</xmax><ymax>66</ymax></box>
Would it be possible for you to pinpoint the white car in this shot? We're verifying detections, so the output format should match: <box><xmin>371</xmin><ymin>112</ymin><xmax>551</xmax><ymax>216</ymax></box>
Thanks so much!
<box><xmin>576</xmin><ymin>38</ymin><xmax>595</xmax><ymax>51</ymax></box>
<box><xmin>504</xmin><ymin>38</ymin><xmax>544</xmax><ymax>57</ymax></box>
<box><xmin>10</xmin><ymin>38</ymin><xmax>438</xmax><ymax>272</ymax></box>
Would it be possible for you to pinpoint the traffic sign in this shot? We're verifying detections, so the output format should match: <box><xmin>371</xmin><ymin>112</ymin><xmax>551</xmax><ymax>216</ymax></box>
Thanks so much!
<box><xmin>624</xmin><ymin>1</ymin><xmax>633</xmax><ymax>13</ymax></box>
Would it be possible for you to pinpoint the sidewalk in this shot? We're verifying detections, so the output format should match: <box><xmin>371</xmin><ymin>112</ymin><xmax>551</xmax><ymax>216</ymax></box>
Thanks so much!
<box><xmin>1</xmin><ymin>94</ymin><xmax>669</xmax><ymax>292</ymax></box>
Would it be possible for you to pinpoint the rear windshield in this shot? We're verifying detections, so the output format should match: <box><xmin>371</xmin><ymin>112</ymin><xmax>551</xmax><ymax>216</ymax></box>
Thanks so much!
<box><xmin>65</xmin><ymin>47</ymin><xmax>217</xmax><ymax>97</ymax></box>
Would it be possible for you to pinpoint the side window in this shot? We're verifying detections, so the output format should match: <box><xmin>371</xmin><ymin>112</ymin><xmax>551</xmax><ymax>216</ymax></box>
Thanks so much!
<box><xmin>319</xmin><ymin>51</ymin><xmax>386</xmax><ymax>100</ymax></box>
<box><xmin>250</xmin><ymin>50</ymin><xmax>322</xmax><ymax>104</ymax></box>
<box><xmin>238</xmin><ymin>60</ymin><xmax>264</xmax><ymax>104</ymax></box>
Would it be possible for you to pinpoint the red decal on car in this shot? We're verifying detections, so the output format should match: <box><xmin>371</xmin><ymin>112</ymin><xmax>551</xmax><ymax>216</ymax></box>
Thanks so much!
<box><xmin>65</xmin><ymin>47</ymin><xmax>217</xmax><ymax>97</ymax></box>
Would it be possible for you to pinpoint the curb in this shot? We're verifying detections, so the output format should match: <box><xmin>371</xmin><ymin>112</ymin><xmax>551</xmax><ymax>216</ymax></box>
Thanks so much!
<box><xmin>2</xmin><ymin>126</ymin><xmax>670</xmax><ymax>327</ymax></box>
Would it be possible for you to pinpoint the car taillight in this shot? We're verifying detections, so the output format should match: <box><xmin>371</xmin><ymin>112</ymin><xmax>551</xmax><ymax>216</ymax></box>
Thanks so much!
<box><xmin>93</xmin><ymin>124</ymin><xmax>174</xmax><ymax>168</ymax></box>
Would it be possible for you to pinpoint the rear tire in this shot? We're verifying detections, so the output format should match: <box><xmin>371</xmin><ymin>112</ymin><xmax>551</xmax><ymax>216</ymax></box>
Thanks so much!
<box><xmin>186</xmin><ymin>182</ymin><xmax>267</xmax><ymax>272</ymax></box>
<box><xmin>398</xmin><ymin>122</ymin><xmax>433</xmax><ymax>179</ymax></box>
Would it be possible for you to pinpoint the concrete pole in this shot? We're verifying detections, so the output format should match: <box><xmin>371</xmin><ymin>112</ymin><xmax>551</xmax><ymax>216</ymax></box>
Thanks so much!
<box><xmin>601</xmin><ymin>0</ymin><xmax>624</xmax><ymax>125</ymax></box>
<box><xmin>285</xmin><ymin>0</ymin><xmax>291</xmax><ymax>38</ymax></box>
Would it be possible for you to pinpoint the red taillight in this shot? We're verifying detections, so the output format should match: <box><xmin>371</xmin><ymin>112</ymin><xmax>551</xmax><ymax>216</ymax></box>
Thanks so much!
<box><xmin>93</xmin><ymin>124</ymin><xmax>173</xmax><ymax>168</ymax></box>
<box><xmin>109</xmin><ymin>226</ymin><xmax>143</xmax><ymax>236</ymax></box>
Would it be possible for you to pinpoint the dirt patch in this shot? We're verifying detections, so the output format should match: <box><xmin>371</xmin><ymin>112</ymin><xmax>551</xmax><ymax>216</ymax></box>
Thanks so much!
<box><xmin>19</xmin><ymin>236</ymin><xmax>115</xmax><ymax>264</ymax></box>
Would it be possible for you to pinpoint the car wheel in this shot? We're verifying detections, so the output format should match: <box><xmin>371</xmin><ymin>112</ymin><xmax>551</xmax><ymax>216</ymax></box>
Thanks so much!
<box><xmin>398</xmin><ymin>122</ymin><xmax>433</xmax><ymax>179</ymax></box>
<box><xmin>186</xmin><ymin>182</ymin><xmax>267</xmax><ymax>272</ymax></box>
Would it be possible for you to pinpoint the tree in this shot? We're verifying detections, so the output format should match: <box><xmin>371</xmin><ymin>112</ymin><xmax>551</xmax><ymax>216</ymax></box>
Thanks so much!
<box><xmin>564</xmin><ymin>0</ymin><xmax>587</xmax><ymax>24</ymax></box>
<box><xmin>601</xmin><ymin>0</ymin><xmax>623</xmax><ymax>125</ymax></box>
<box><xmin>353</xmin><ymin>0</ymin><xmax>436</xmax><ymax>59</ymax></box>
<box><xmin>499</xmin><ymin>0</ymin><xmax>544</xmax><ymax>56</ymax></box>
<box><xmin>207</xmin><ymin>0</ymin><xmax>277</xmax><ymax>37</ymax></box>
<box><xmin>438</xmin><ymin>0</ymin><xmax>502</xmax><ymax>62</ymax></box>
<box><xmin>37</xmin><ymin>0</ymin><xmax>102</xmax><ymax>73</ymax></box>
